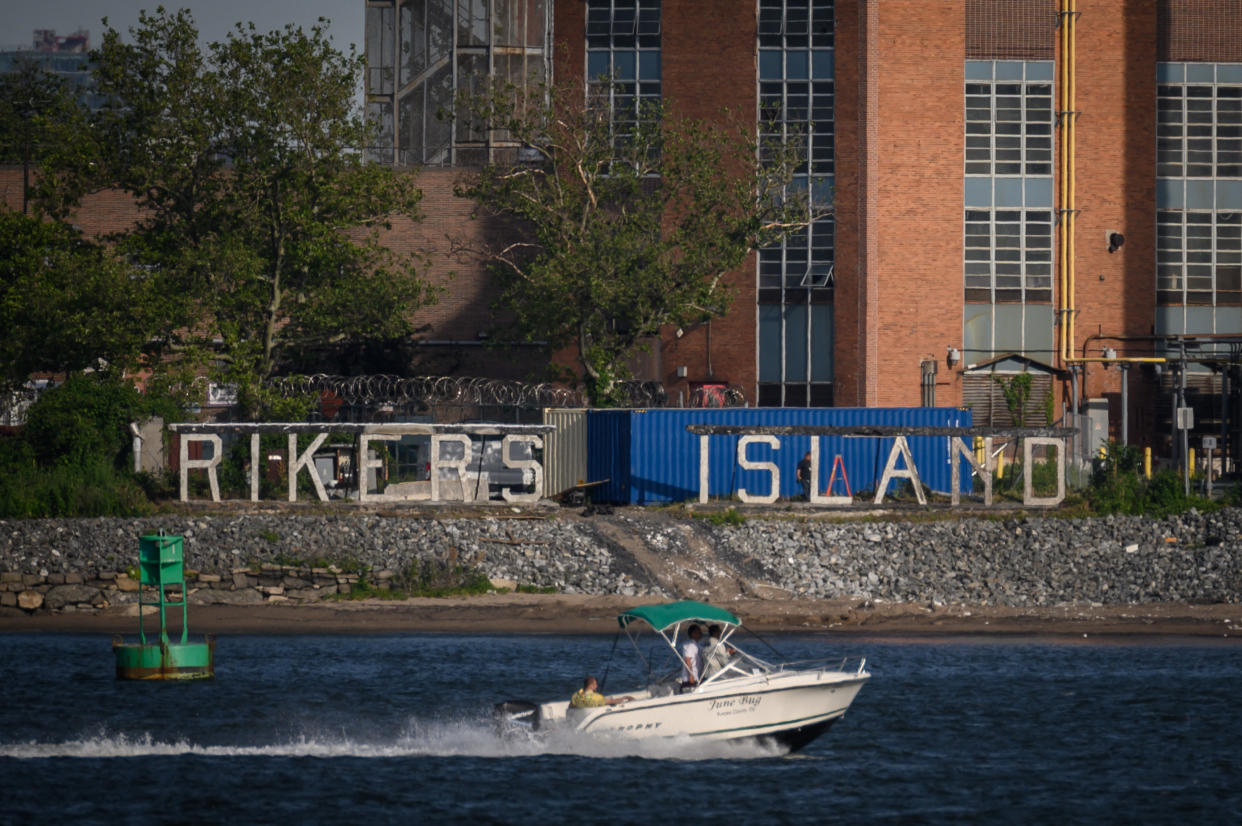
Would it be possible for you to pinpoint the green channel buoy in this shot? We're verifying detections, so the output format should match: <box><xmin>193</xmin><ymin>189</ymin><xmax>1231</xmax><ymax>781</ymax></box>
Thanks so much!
<box><xmin>112</xmin><ymin>534</ymin><xmax>215</xmax><ymax>680</ymax></box>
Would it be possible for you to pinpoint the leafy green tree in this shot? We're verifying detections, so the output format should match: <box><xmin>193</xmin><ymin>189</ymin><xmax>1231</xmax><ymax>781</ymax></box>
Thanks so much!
<box><xmin>91</xmin><ymin>10</ymin><xmax>434</xmax><ymax>416</ymax></box>
<box><xmin>0</xmin><ymin>209</ymin><xmax>157</xmax><ymax>392</ymax></box>
<box><xmin>455</xmin><ymin>79</ymin><xmax>824</xmax><ymax>405</ymax></box>
<box><xmin>0</xmin><ymin>58</ymin><xmax>98</xmax><ymax>217</ymax></box>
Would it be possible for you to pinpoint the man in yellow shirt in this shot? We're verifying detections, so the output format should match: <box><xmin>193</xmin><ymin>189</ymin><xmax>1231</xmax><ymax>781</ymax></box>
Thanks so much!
<box><xmin>570</xmin><ymin>675</ymin><xmax>632</xmax><ymax>708</ymax></box>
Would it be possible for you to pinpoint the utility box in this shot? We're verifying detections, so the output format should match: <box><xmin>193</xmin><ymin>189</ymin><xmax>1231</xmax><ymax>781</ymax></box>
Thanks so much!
<box><xmin>1086</xmin><ymin>398</ymin><xmax>1110</xmax><ymax>458</ymax></box>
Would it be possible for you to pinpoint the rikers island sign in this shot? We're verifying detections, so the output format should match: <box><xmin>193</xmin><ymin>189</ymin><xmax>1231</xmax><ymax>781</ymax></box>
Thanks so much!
<box><xmin>688</xmin><ymin>424</ymin><xmax>1075</xmax><ymax>508</ymax></box>
<box><xmin>170</xmin><ymin>422</ymin><xmax>550</xmax><ymax>505</ymax></box>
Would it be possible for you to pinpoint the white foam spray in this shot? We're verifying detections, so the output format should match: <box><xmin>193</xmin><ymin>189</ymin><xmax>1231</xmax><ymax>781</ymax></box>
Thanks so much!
<box><xmin>0</xmin><ymin>718</ymin><xmax>785</xmax><ymax>761</ymax></box>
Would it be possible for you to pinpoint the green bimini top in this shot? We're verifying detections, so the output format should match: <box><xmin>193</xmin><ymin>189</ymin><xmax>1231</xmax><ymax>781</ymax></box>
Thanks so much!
<box><xmin>617</xmin><ymin>600</ymin><xmax>741</xmax><ymax>631</ymax></box>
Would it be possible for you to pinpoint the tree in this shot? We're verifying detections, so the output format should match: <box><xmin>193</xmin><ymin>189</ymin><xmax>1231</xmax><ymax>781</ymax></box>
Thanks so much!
<box><xmin>0</xmin><ymin>58</ymin><xmax>98</xmax><ymax>217</ymax></box>
<box><xmin>455</xmin><ymin>79</ymin><xmax>824</xmax><ymax>405</ymax></box>
<box><xmin>91</xmin><ymin>11</ymin><xmax>434</xmax><ymax>416</ymax></box>
<box><xmin>0</xmin><ymin>208</ymin><xmax>157</xmax><ymax>392</ymax></box>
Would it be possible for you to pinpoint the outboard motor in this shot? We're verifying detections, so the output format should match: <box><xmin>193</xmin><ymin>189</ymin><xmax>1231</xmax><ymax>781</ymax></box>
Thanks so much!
<box><xmin>493</xmin><ymin>700</ymin><xmax>542</xmax><ymax>736</ymax></box>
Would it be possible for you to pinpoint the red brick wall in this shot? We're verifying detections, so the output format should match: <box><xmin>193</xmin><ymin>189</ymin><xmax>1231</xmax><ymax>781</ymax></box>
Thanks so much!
<box><xmin>660</xmin><ymin>0</ymin><xmax>759</xmax><ymax>401</ymax></box>
<box><xmin>377</xmin><ymin>167</ymin><xmax>495</xmax><ymax>341</ymax></box>
<box><xmin>1072</xmin><ymin>0</ymin><xmax>1160</xmax><ymax>437</ymax></box>
<box><xmin>373</xmin><ymin>167</ymin><xmax>549</xmax><ymax>379</ymax></box>
<box><xmin>966</xmin><ymin>0</ymin><xmax>1056</xmax><ymax>60</ymax></box>
<box><xmin>865</xmin><ymin>1</ymin><xmax>967</xmax><ymax>408</ymax></box>
<box><xmin>1159</xmin><ymin>0</ymin><xmax>1242</xmax><ymax>61</ymax></box>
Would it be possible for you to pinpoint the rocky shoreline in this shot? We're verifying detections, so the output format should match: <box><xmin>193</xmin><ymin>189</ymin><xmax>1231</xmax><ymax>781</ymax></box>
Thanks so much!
<box><xmin>1</xmin><ymin>506</ymin><xmax>1240</xmax><ymax>618</ymax></box>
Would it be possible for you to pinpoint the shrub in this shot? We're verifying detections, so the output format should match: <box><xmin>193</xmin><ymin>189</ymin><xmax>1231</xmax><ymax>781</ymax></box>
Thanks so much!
<box><xmin>21</xmin><ymin>372</ymin><xmax>181</xmax><ymax>468</ymax></box>
<box><xmin>0</xmin><ymin>457</ymin><xmax>152</xmax><ymax>517</ymax></box>
<box><xmin>1087</xmin><ymin>442</ymin><xmax>1211</xmax><ymax>518</ymax></box>
<box><xmin>394</xmin><ymin>558</ymin><xmax>493</xmax><ymax>597</ymax></box>
<box><xmin>0</xmin><ymin>373</ymin><xmax>185</xmax><ymax>517</ymax></box>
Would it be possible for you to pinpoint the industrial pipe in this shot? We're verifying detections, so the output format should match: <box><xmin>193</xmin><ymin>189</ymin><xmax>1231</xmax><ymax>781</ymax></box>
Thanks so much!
<box><xmin>1056</xmin><ymin>0</ymin><xmax>1166</xmax><ymax>369</ymax></box>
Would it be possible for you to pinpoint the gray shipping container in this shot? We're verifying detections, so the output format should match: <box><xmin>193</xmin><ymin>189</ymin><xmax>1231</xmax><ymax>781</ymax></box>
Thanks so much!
<box><xmin>541</xmin><ymin>408</ymin><xmax>589</xmax><ymax>497</ymax></box>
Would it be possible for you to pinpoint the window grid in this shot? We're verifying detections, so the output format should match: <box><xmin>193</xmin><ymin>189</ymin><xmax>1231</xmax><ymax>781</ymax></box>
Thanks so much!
<box><xmin>759</xmin><ymin>56</ymin><xmax>834</xmax><ymax>176</ymax></box>
<box><xmin>1157</xmin><ymin>210</ymin><xmax>1242</xmax><ymax>305</ymax></box>
<box><xmin>758</xmin><ymin>0</ymin><xmax>833</xmax><ymax>49</ymax></box>
<box><xmin>1157</xmin><ymin>66</ymin><xmax>1242</xmax><ymax>179</ymax></box>
<box><xmin>962</xmin><ymin>61</ymin><xmax>1054</xmax><ymax>363</ymax></box>
<box><xmin>1156</xmin><ymin>63</ymin><xmax>1242</xmax><ymax>312</ymax></box>
<box><xmin>964</xmin><ymin>209</ymin><xmax>1054</xmax><ymax>304</ymax></box>
<box><xmin>365</xmin><ymin>0</ymin><xmax>550</xmax><ymax>167</ymax></box>
<box><xmin>965</xmin><ymin>63</ymin><xmax>1053</xmax><ymax>177</ymax></box>
<box><xmin>758</xmin><ymin>221</ymin><xmax>834</xmax><ymax>294</ymax></box>
<box><xmin>586</xmin><ymin>0</ymin><xmax>661</xmax><ymax>144</ymax></box>
<box><xmin>756</xmin><ymin>0</ymin><xmax>834</xmax><ymax>408</ymax></box>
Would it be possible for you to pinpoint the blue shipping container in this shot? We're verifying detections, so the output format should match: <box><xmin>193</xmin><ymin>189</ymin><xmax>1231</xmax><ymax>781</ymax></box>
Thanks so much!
<box><xmin>587</xmin><ymin>407</ymin><xmax>974</xmax><ymax>505</ymax></box>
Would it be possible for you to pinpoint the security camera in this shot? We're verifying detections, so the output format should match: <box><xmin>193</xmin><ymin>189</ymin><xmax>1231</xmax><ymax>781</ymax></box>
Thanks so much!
<box><xmin>1107</xmin><ymin>232</ymin><xmax>1125</xmax><ymax>253</ymax></box>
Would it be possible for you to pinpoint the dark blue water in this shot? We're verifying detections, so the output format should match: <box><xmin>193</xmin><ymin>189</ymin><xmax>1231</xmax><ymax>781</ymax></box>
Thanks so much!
<box><xmin>1</xmin><ymin>633</ymin><xmax>1239</xmax><ymax>824</ymax></box>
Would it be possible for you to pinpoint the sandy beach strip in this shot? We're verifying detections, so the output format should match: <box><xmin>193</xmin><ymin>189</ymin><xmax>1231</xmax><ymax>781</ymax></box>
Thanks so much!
<box><xmin>1</xmin><ymin>594</ymin><xmax>1240</xmax><ymax>640</ymax></box>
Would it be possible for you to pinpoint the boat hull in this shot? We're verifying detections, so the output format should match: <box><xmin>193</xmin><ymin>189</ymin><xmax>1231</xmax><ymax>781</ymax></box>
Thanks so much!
<box><xmin>531</xmin><ymin>669</ymin><xmax>867</xmax><ymax>752</ymax></box>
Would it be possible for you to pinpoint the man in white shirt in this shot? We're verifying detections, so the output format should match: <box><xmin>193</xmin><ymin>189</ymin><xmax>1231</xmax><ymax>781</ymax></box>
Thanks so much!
<box><xmin>701</xmin><ymin>624</ymin><xmax>736</xmax><ymax>680</ymax></box>
<box><xmin>680</xmin><ymin>624</ymin><xmax>703</xmax><ymax>691</ymax></box>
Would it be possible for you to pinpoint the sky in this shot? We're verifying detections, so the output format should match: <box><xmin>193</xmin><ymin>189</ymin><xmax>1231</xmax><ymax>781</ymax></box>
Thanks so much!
<box><xmin>1</xmin><ymin>0</ymin><xmax>364</xmax><ymax>53</ymax></box>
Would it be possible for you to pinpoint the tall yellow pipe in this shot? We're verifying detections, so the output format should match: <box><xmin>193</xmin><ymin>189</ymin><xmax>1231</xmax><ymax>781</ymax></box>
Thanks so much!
<box><xmin>1056</xmin><ymin>0</ymin><xmax>1161</xmax><ymax>370</ymax></box>
<box><xmin>1057</xmin><ymin>0</ymin><xmax>1069</xmax><ymax>364</ymax></box>
<box><xmin>1068</xmin><ymin>0</ymin><xmax>1078</xmax><ymax>361</ymax></box>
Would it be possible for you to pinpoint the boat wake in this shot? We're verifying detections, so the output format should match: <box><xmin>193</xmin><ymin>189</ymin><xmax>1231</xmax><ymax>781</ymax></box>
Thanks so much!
<box><xmin>0</xmin><ymin>719</ymin><xmax>786</xmax><ymax>761</ymax></box>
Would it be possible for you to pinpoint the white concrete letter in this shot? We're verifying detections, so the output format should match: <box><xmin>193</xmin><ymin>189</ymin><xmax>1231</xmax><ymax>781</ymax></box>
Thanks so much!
<box><xmin>288</xmin><ymin>433</ymin><xmax>329</xmax><ymax>502</ymax></box>
<box><xmin>501</xmin><ymin>434</ymin><xmax>544</xmax><ymax>503</ymax></box>
<box><xmin>809</xmin><ymin>437</ymin><xmax>852</xmax><ymax>506</ymax></box>
<box><xmin>737</xmin><ymin>435</ymin><xmax>780</xmax><ymax>504</ymax></box>
<box><xmin>699</xmin><ymin>435</ymin><xmax>710</xmax><ymax>504</ymax></box>
<box><xmin>949</xmin><ymin>436</ymin><xmax>992</xmax><ymax>506</ymax></box>
<box><xmin>431</xmin><ymin>434</ymin><xmax>473</xmax><ymax>502</ymax></box>
<box><xmin>873</xmin><ymin>436</ymin><xmax>927</xmax><ymax>505</ymax></box>
<box><xmin>249</xmin><ymin>433</ymin><xmax>261</xmax><ymax>502</ymax></box>
<box><xmin>179</xmin><ymin>434</ymin><xmax>222</xmax><ymax>502</ymax></box>
<box><xmin>1023</xmin><ymin>437</ymin><xmax>1066</xmax><ymax>506</ymax></box>
<box><xmin>358</xmin><ymin>434</ymin><xmax>400</xmax><ymax>502</ymax></box>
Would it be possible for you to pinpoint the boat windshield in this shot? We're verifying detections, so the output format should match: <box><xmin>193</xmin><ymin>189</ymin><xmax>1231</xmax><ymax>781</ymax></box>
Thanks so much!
<box><xmin>617</xmin><ymin>601</ymin><xmax>776</xmax><ymax>691</ymax></box>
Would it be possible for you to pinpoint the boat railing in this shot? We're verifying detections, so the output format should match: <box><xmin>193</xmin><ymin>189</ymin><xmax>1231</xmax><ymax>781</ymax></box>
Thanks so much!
<box><xmin>776</xmin><ymin>656</ymin><xmax>868</xmax><ymax>675</ymax></box>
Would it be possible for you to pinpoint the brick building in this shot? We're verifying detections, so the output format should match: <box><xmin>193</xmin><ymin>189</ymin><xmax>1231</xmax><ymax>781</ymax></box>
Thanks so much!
<box><xmin>363</xmin><ymin>0</ymin><xmax>1242</xmax><ymax>457</ymax></box>
<box><xmin>4</xmin><ymin>4</ymin><xmax>1238</xmax><ymax>456</ymax></box>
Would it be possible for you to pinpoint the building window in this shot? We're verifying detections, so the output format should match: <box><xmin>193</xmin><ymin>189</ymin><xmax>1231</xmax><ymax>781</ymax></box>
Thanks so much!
<box><xmin>1157</xmin><ymin>62</ymin><xmax>1242</xmax><ymax>179</ymax></box>
<box><xmin>1156</xmin><ymin>63</ymin><xmax>1242</xmax><ymax>346</ymax></box>
<box><xmin>964</xmin><ymin>206</ymin><xmax>1054</xmax><ymax>304</ymax></box>
<box><xmin>962</xmin><ymin>60</ymin><xmax>1054</xmax><ymax>364</ymax></box>
<box><xmin>965</xmin><ymin>60</ymin><xmax>1053</xmax><ymax>177</ymax></box>
<box><xmin>1157</xmin><ymin>210</ymin><xmax>1242</xmax><ymax>305</ymax></box>
<box><xmin>364</xmin><ymin>0</ymin><xmax>551</xmax><ymax>167</ymax></box>
<box><xmin>756</xmin><ymin>0</ymin><xmax>834</xmax><ymax>408</ymax></box>
<box><xmin>586</xmin><ymin>0</ymin><xmax>661</xmax><ymax>143</ymax></box>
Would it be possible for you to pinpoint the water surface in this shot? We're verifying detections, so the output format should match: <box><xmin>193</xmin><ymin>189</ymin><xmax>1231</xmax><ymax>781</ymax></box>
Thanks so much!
<box><xmin>1</xmin><ymin>633</ymin><xmax>1238</xmax><ymax>824</ymax></box>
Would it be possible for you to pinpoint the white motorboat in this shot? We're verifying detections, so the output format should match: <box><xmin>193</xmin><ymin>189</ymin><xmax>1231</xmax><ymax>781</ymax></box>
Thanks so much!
<box><xmin>494</xmin><ymin>600</ymin><xmax>869</xmax><ymax>752</ymax></box>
